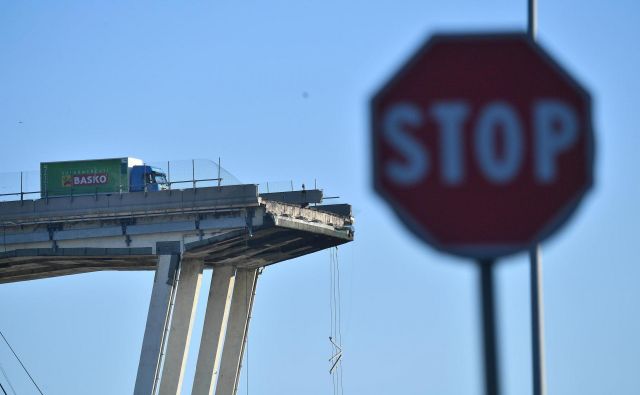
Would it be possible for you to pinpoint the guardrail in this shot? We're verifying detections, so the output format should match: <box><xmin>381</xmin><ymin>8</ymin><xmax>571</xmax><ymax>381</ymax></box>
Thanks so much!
<box><xmin>0</xmin><ymin>159</ymin><xmax>333</xmax><ymax>203</ymax></box>
<box><xmin>0</xmin><ymin>172</ymin><xmax>39</xmax><ymax>201</ymax></box>
<box><xmin>0</xmin><ymin>158</ymin><xmax>238</xmax><ymax>202</ymax></box>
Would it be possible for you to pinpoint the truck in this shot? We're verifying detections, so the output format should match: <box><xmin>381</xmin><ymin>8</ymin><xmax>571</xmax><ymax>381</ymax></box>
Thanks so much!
<box><xmin>40</xmin><ymin>158</ymin><xmax>169</xmax><ymax>197</ymax></box>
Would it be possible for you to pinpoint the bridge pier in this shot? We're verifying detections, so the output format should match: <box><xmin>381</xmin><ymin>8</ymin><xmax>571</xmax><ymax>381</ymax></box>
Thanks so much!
<box><xmin>136</xmin><ymin>262</ymin><xmax>258</xmax><ymax>395</ymax></box>
<box><xmin>134</xmin><ymin>243</ymin><xmax>181</xmax><ymax>395</ymax></box>
<box><xmin>215</xmin><ymin>268</ymin><xmax>258</xmax><ymax>395</ymax></box>
<box><xmin>158</xmin><ymin>257</ymin><xmax>204</xmax><ymax>395</ymax></box>
<box><xmin>192</xmin><ymin>266</ymin><xmax>237</xmax><ymax>395</ymax></box>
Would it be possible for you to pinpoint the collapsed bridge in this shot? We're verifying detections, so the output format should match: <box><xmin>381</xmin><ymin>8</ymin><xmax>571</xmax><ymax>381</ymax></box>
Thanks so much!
<box><xmin>0</xmin><ymin>184</ymin><xmax>354</xmax><ymax>395</ymax></box>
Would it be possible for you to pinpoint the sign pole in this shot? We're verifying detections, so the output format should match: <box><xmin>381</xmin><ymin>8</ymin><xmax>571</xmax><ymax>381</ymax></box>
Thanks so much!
<box><xmin>479</xmin><ymin>259</ymin><xmax>500</xmax><ymax>395</ymax></box>
<box><xmin>527</xmin><ymin>1</ymin><xmax>546</xmax><ymax>395</ymax></box>
<box><xmin>528</xmin><ymin>0</ymin><xmax>536</xmax><ymax>37</ymax></box>
<box><xmin>530</xmin><ymin>246</ymin><xmax>546</xmax><ymax>395</ymax></box>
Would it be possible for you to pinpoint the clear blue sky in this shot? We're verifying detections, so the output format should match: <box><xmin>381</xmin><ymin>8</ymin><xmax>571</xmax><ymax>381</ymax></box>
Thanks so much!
<box><xmin>0</xmin><ymin>1</ymin><xmax>639</xmax><ymax>394</ymax></box>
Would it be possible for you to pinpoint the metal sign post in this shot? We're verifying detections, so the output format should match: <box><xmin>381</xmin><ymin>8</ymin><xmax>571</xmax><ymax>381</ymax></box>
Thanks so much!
<box><xmin>530</xmin><ymin>246</ymin><xmax>546</xmax><ymax>395</ymax></box>
<box><xmin>479</xmin><ymin>259</ymin><xmax>500</xmax><ymax>395</ymax></box>
<box><xmin>528</xmin><ymin>1</ymin><xmax>547</xmax><ymax>395</ymax></box>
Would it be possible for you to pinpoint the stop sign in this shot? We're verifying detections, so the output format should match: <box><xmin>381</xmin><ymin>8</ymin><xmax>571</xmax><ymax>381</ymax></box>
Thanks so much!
<box><xmin>371</xmin><ymin>33</ymin><xmax>594</xmax><ymax>259</ymax></box>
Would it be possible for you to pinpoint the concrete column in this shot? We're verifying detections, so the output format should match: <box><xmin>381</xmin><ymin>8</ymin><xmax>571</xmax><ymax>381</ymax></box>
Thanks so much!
<box><xmin>157</xmin><ymin>258</ymin><xmax>204</xmax><ymax>395</ymax></box>
<box><xmin>215</xmin><ymin>268</ymin><xmax>258</xmax><ymax>395</ymax></box>
<box><xmin>134</xmin><ymin>252</ymin><xmax>180</xmax><ymax>395</ymax></box>
<box><xmin>192</xmin><ymin>266</ymin><xmax>237</xmax><ymax>395</ymax></box>
<box><xmin>231</xmin><ymin>269</ymin><xmax>258</xmax><ymax>395</ymax></box>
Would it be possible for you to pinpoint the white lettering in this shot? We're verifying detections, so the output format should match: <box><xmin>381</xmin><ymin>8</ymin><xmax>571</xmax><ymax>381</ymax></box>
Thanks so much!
<box><xmin>534</xmin><ymin>100</ymin><xmax>578</xmax><ymax>183</ymax></box>
<box><xmin>381</xmin><ymin>99</ymin><xmax>577</xmax><ymax>186</ymax></box>
<box><xmin>474</xmin><ymin>102</ymin><xmax>524</xmax><ymax>183</ymax></box>
<box><xmin>383</xmin><ymin>103</ymin><xmax>428</xmax><ymax>186</ymax></box>
<box><xmin>69</xmin><ymin>173</ymin><xmax>108</xmax><ymax>186</ymax></box>
<box><xmin>430</xmin><ymin>101</ymin><xmax>470</xmax><ymax>185</ymax></box>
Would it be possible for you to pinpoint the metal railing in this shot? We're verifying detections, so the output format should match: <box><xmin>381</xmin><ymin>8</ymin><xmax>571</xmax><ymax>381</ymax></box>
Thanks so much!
<box><xmin>163</xmin><ymin>159</ymin><xmax>223</xmax><ymax>190</ymax></box>
<box><xmin>0</xmin><ymin>172</ymin><xmax>40</xmax><ymax>202</ymax></box>
<box><xmin>0</xmin><ymin>158</ymin><xmax>240</xmax><ymax>202</ymax></box>
<box><xmin>0</xmin><ymin>159</ymin><xmax>337</xmax><ymax>203</ymax></box>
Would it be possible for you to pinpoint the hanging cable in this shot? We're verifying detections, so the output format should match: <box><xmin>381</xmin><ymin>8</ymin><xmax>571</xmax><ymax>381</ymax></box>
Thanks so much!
<box><xmin>0</xmin><ymin>363</ymin><xmax>16</xmax><ymax>395</ymax></box>
<box><xmin>328</xmin><ymin>247</ymin><xmax>344</xmax><ymax>395</ymax></box>
<box><xmin>246</xmin><ymin>269</ymin><xmax>250</xmax><ymax>395</ymax></box>
<box><xmin>239</xmin><ymin>268</ymin><xmax>260</xmax><ymax>395</ymax></box>
<box><xmin>0</xmin><ymin>329</ymin><xmax>45</xmax><ymax>395</ymax></box>
<box><xmin>329</xmin><ymin>248</ymin><xmax>337</xmax><ymax>395</ymax></box>
<box><xmin>0</xmin><ymin>381</ymin><xmax>7</xmax><ymax>395</ymax></box>
<box><xmin>151</xmin><ymin>261</ymin><xmax>180</xmax><ymax>395</ymax></box>
<box><xmin>335</xmin><ymin>248</ymin><xmax>344</xmax><ymax>395</ymax></box>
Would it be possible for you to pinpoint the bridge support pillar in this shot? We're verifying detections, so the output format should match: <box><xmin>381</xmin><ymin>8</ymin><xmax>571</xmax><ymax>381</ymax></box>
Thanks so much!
<box><xmin>157</xmin><ymin>257</ymin><xmax>204</xmax><ymax>395</ymax></box>
<box><xmin>215</xmin><ymin>268</ymin><xmax>258</xmax><ymax>395</ymax></box>
<box><xmin>134</xmin><ymin>243</ymin><xmax>181</xmax><ymax>395</ymax></box>
<box><xmin>192</xmin><ymin>266</ymin><xmax>237</xmax><ymax>395</ymax></box>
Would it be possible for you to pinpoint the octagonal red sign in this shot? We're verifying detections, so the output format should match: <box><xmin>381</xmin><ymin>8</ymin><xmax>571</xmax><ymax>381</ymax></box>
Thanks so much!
<box><xmin>371</xmin><ymin>33</ymin><xmax>594</xmax><ymax>258</ymax></box>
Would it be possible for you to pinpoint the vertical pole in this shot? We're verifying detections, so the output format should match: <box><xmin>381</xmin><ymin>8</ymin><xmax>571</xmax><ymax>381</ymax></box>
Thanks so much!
<box><xmin>218</xmin><ymin>157</ymin><xmax>222</xmax><ymax>187</ymax></box>
<box><xmin>144</xmin><ymin>164</ymin><xmax>148</xmax><ymax>193</ymax></box>
<box><xmin>43</xmin><ymin>167</ymin><xmax>47</xmax><ymax>200</ymax></box>
<box><xmin>167</xmin><ymin>161</ymin><xmax>171</xmax><ymax>190</ymax></box>
<box><xmin>20</xmin><ymin>172</ymin><xmax>23</xmax><ymax>202</ymax></box>
<box><xmin>528</xmin><ymin>1</ymin><xmax>546</xmax><ymax>395</ymax></box>
<box><xmin>479</xmin><ymin>259</ymin><xmax>500</xmax><ymax>395</ymax></box>
<box><xmin>192</xmin><ymin>159</ymin><xmax>196</xmax><ymax>189</ymax></box>
<box><xmin>528</xmin><ymin>0</ymin><xmax>537</xmax><ymax>38</ymax></box>
<box><xmin>530</xmin><ymin>247</ymin><xmax>546</xmax><ymax>395</ymax></box>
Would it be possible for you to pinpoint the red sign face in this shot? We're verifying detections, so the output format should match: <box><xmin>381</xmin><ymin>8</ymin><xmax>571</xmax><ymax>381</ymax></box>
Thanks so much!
<box><xmin>371</xmin><ymin>33</ymin><xmax>594</xmax><ymax>258</ymax></box>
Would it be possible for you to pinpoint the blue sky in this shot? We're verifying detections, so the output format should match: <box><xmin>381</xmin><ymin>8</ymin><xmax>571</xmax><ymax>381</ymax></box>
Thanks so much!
<box><xmin>0</xmin><ymin>1</ymin><xmax>639</xmax><ymax>394</ymax></box>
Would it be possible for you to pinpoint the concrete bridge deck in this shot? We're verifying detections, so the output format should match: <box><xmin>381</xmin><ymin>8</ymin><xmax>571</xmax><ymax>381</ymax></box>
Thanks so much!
<box><xmin>0</xmin><ymin>184</ymin><xmax>353</xmax><ymax>283</ymax></box>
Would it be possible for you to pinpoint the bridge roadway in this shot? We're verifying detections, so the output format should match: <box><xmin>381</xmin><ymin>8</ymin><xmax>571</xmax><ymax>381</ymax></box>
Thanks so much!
<box><xmin>0</xmin><ymin>184</ymin><xmax>354</xmax><ymax>395</ymax></box>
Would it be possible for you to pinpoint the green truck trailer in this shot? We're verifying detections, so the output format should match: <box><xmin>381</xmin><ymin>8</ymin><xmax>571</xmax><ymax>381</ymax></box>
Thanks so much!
<box><xmin>40</xmin><ymin>158</ymin><xmax>168</xmax><ymax>197</ymax></box>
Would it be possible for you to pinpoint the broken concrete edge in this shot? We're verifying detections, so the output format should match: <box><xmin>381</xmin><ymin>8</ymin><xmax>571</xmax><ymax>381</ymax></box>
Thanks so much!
<box><xmin>309</xmin><ymin>204</ymin><xmax>353</xmax><ymax>218</ymax></box>
<box><xmin>271</xmin><ymin>216</ymin><xmax>353</xmax><ymax>240</ymax></box>
<box><xmin>262</xmin><ymin>200</ymin><xmax>352</xmax><ymax>226</ymax></box>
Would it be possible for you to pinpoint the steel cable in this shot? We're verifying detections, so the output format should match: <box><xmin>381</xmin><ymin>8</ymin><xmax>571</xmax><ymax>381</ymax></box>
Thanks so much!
<box><xmin>0</xmin><ymin>329</ymin><xmax>45</xmax><ymax>395</ymax></box>
<box><xmin>0</xmin><ymin>363</ymin><xmax>17</xmax><ymax>395</ymax></box>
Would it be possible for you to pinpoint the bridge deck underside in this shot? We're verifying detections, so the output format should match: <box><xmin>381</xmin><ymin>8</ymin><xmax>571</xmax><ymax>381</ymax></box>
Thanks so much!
<box><xmin>0</xmin><ymin>221</ymin><xmax>351</xmax><ymax>284</ymax></box>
